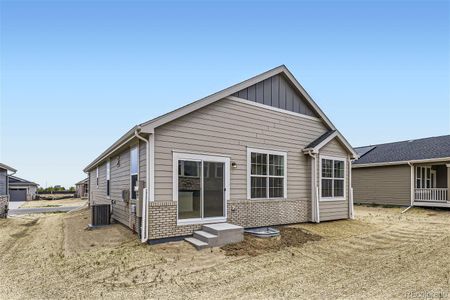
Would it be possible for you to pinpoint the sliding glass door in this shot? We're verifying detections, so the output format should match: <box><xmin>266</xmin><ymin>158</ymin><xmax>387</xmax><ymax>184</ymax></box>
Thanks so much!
<box><xmin>175</xmin><ymin>153</ymin><xmax>228</xmax><ymax>223</ymax></box>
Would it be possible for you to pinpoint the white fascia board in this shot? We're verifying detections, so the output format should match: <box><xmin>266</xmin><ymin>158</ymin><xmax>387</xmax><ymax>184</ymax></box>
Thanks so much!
<box><xmin>303</xmin><ymin>131</ymin><xmax>358</xmax><ymax>159</ymax></box>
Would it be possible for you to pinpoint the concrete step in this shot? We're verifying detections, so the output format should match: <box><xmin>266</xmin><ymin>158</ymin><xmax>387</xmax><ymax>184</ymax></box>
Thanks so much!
<box><xmin>184</xmin><ymin>237</ymin><xmax>209</xmax><ymax>250</ymax></box>
<box><xmin>193</xmin><ymin>230</ymin><xmax>218</xmax><ymax>246</ymax></box>
<box><xmin>202</xmin><ymin>223</ymin><xmax>244</xmax><ymax>246</ymax></box>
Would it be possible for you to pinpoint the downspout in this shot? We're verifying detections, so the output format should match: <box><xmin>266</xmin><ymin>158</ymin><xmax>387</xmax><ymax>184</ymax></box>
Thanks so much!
<box><xmin>306</xmin><ymin>151</ymin><xmax>320</xmax><ymax>223</ymax></box>
<box><xmin>134</xmin><ymin>127</ymin><xmax>150</xmax><ymax>243</ymax></box>
<box><xmin>402</xmin><ymin>162</ymin><xmax>414</xmax><ymax>214</ymax></box>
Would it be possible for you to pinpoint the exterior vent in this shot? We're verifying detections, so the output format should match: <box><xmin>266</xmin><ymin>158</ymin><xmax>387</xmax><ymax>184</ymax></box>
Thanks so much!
<box><xmin>122</xmin><ymin>189</ymin><xmax>130</xmax><ymax>203</ymax></box>
<box><xmin>91</xmin><ymin>204</ymin><xmax>111</xmax><ymax>226</ymax></box>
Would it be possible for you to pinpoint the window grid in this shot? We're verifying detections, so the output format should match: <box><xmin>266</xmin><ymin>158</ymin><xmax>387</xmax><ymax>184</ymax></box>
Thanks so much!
<box><xmin>321</xmin><ymin>158</ymin><xmax>345</xmax><ymax>199</ymax></box>
<box><xmin>250</xmin><ymin>151</ymin><xmax>286</xmax><ymax>199</ymax></box>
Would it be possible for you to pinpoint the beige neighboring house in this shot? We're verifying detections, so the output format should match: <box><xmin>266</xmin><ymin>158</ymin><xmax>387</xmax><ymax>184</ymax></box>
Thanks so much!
<box><xmin>353</xmin><ymin>135</ymin><xmax>450</xmax><ymax>208</ymax></box>
<box><xmin>75</xmin><ymin>178</ymin><xmax>89</xmax><ymax>199</ymax></box>
<box><xmin>8</xmin><ymin>176</ymin><xmax>38</xmax><ymax>201</ymax></box>
<box><xmin>84</xmin><ymin>65</ymin><xmax>358</xmax><ymax>243</ymax></box>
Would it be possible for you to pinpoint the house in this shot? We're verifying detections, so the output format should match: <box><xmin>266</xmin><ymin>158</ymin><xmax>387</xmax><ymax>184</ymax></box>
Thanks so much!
<box><xmin>0</xmin><ymin>163</ymin><xmax>17</xmax><ymax>217</ymax></box>
<box><xmin>84</xmin><ymin>65</ymin><xmax>357</xmax><ymax>244</ymax></box>
<box><xmin>352</xmin><ymin>135</ymin><xmax>450</xmax><ymax>208</ymax></box>
<box><xmin>75</xmin><ymin>178</ymin><xmax>89</xmax><ymax>199</ymax></box>
<box><xmin>8</xmin><ymin>176</ymin><xmax>39</xmax><ymax>201</ymax></box>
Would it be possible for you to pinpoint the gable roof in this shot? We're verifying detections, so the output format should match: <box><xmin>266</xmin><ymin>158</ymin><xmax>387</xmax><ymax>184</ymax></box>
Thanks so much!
<box><xmin>75</xmin><ymin>178</ymin><xmax>89</xmax><ymax>185</ymax></box>
<box><xmin>0</xmin><ymin>163</ymin><xmax>17</xmax><ymax>173</ymax></box>
<box><xmin>84</xmin><ymin>65</ymin><xmax>351</xmax><ymax>171</ymax></box>
<box><xmin>9</xmin><ymin>175</ymin><xmax>38</xmax><ymax>186</ymax></box>
<box><xmin>139</xmin><ymin>65</ymin><xmax>335</xmax><ymax>133</ymax></box>
<box><xmin>353</xmin><ymin>135</ymin><xmax>450</xmax><ymax>167</ymax></box>
<box><xmin>303</xmin><ymin>130</ymin><xmax>358</xmax><ymax>158</ymax></box>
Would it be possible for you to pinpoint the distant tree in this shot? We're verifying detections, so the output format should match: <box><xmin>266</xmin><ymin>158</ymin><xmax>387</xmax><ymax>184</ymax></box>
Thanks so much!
<box><xmin>69</xmin><ymin>186</ymin><xmax>75</xmax><ymax>192</ymax></box>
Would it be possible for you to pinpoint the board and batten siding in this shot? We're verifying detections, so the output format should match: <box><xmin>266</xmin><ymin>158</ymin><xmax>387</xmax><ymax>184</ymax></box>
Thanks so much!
<box><xmin>0</xmin><ymin>169</ymin><xmax>7</xmax><ymax>195</ymax></box>
<box><xmin>317</xmin><ymin>138</ymin><xmax>350</xmax><ymax>221</ymax></box>
<box><xmin>89</xmin><ymin>139</ymin><xmax>147</xmax><ymax>229</ymax></box>
<box><xmin>231</xmin><ymin>74</ymin><xmax>318</xmax><ymax>117</ymax></box>
<box><xmin>352</xmin><ymin>165</ymin><xmax>411</xmax><ymax>206</ymax></box>
<box><xmin>151</xmin><ymin>97</ymin><xmax>332</xmax><ymax>236</ymax></box>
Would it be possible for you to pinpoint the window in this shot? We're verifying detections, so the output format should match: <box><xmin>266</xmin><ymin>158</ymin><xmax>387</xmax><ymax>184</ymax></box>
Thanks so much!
<box><xmin>416</xmin><ymin>166</ymin><xmax>432</xmax><ymax>188</ymax></box>
<box><xmin>96</xmin><ymin>167</ymin><xmax>99</xmax><ymax>188</ymax></box>
<box><xmin>106</xmin><ymin>160</ymin><xmax>110</xmax><ymax>197</ymax></box>
<box><xmin>320</xmin><ymin>157</ymin><xmax>345</xmax><ymax>200</ymax></box>
<box><xmin>247</xmin><ymin>148</ymin><xmax>287</xmax><ymax>199</ymax></box>
<box><xmin>130</xmin><ymin>146</ymin><xmax>138</xmax><ymax>200</ymax></box>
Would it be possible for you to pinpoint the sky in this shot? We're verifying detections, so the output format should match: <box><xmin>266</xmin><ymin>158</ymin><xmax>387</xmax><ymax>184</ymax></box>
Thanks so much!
<box><xmin>1</xmin><ymin>0</ymin><xmax>449</xmax><ymax>188</ymax></box>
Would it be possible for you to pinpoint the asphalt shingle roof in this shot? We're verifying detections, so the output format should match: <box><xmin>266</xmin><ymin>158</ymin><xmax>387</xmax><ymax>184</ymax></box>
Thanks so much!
<box><xmin>9</xmin><ymin>176</ymin><xmax>38</xmax><ymax>186</ymax></box>
<box><xmin>354</xmin><ymin>135</ymin><xmax>450</xmax><ymax>165</ymax></box>
<box><xmin>305</xmin><ymin>130</ymin><xmax>336</xmax><ymax>149</ymax></box>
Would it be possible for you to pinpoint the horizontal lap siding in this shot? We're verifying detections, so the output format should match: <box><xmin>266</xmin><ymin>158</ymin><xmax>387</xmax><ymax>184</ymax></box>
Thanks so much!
<box><xmin>90</xmin><ymin>163</ymin><xmax>109</xmax><ymax>206</ymax></box>
<box><xmin>352</xmin><ymin>165</ymin><xmax>411</xmax><ymax>206</ymax></box>
<box><xmin>110</xmin><ymin>148</ymin><xmax>131</xmax><ymax>226</ymax></box>
<box><xmin>318</xmin><ymin>138</ymin><xmax>350</xmax><ymax>221</ymax></box>
<box><xmin>151</xmin><ymin>98</ymin><xmax>331</xmax><ymax>237</ymax></box>
<box><xmin>88</xmin><ymin>139</ymin><xmax>146</xmax><ymax>229</ymax></box>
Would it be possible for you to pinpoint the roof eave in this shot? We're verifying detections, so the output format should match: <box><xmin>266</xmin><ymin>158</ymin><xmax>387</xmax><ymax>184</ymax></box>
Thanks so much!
<box><xmin>352</xmin><ymin>156</ymin><xmax>450</xmax><ymax>168</ymax></box>
<box><xmin>83</xmin><ymin>125</ymin><xmax>139</xmax><ymax>172</ymax></box>
<box><xmin>303</xmin><ymin>131</ymin><xmax>358</xmax><ymax>159</ymax></box>
<box><xmin>0</xmin><ymin>163</ymin><xmax>17</xmax><ymax>173</ymax></box>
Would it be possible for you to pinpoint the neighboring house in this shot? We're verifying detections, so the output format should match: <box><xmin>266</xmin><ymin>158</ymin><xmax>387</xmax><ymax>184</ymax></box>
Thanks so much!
<box><xmin>0</xmin><ymin>163</ymin><xmax>17</xmax><ymax>217</ymax></box>
<box><xmin>8</xmin><ymin>176</ymin><xmax>38</xmax><ymax>202</ymax></box>
<box><xmin>75</xmin><ymin>178</ymin><xmax>89</xmax><ymax>198</ymax></box>
<box><xmin>353</xmin><ymin>135</ymin><xmax>450</xmax><ymax>208</ymax></box>
<box><xmin>84</xmin><ymin>65</ymin><xmax>357</xmax><ymax>243</ymax></box>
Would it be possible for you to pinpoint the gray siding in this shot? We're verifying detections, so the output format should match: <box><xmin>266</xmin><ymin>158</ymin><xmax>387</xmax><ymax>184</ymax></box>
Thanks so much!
<box><xmin>352</xmin><ymin>165</ymin><xmax>411</xmax><ymax>206</ymax></box>
<box><xmin>153</xmin><ymin>97</ymin><xmax>330</xmax><ymax>230</ymax></box>
<box><xmin>0</xmin><ymin>169</ymin><xmax>7</xmax><ymax>195</ymax></box>
<box><xmin>318</xmin><ymin>138</ymin><xmax>350</xmax><ymax>221</ymax></box>
<box><xmin>90</xmin><ymin>163</ymin><xmax>109</xmax><ymax>205</ymax></box>
<box><xmin>232</xmin><ymin>74</ymin><xmax>318</xmax><ymax>117</ymax></box>
<box><xmin>89</xmin><ymin>139</ymin><xmax>147</xmax><ymax>229</ymax></box>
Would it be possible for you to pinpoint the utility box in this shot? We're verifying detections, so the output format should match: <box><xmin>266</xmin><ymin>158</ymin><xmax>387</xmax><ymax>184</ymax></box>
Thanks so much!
<box><xmin>91</xmin><ymin>204</ymin><xmax>111</xmax><ymax>226</ymax></box>
<box><xmin>136</xmin><ymin>180</ymin><xmax>145</xmax><ymax>217</ymax></box>
<box><xmin>122</xmin><ymin>189</ymin><xmax>130</xmax><ymax>203</ymax></box>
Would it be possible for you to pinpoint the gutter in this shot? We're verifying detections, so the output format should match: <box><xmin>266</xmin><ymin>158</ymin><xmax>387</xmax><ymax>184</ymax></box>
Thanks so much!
<box><xmin>83</xmin><ymin>126</ymin><xmax>139</xmax><ymax>172</ymax></box>
<box><xmin>133</xmin><ymin>127</ymin><xmax>150</xmax><ymax>243</ymax></box>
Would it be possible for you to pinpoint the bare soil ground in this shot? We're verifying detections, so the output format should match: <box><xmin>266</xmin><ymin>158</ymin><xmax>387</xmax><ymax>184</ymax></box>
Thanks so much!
<box><xmin>20</xmin><ymin>198</ymin><xmax>87</xmax><ymax>208</ymax></box>
<box><xmin>0</xmin><ymin>205</ymin><xmax>449</xmax><ymax>299</ymax></box>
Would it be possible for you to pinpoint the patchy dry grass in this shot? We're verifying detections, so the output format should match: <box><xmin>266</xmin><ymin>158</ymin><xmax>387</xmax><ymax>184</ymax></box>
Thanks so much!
<box><xmin>20</xmin><ymin>198</ymin><xmax>87</xmax><ymax>208</ymax></box>
<box><xmin>222</xmin><ymin>227</ymin><xmax>321</xmax><ymax>256</ymax></box>
<box><xmin>0</xmin><ymin>206</ymin><xmax>449</xmax><ymax>299</ymax></box>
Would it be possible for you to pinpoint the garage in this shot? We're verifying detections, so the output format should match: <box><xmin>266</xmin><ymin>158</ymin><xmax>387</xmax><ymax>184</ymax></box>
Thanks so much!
<box><xmin>9</xmin><ymin>189</ymin><xmax>27</xmax><ymax>202</ymax></box>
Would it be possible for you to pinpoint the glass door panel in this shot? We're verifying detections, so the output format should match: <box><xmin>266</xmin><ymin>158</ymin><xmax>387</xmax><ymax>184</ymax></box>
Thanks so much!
<box><xmin>178</xmin><ymin>160</ymin><xmax>201</xmax><ymax>220</ymax></box>
<box><xmin>203</xmin><ymin>161</ymin><xmax>225</xmax><ymax>218</ymax></box>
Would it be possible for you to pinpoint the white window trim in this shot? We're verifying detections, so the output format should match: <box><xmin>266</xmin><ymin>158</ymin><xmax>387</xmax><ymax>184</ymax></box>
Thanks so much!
<box><xmin>173</xmin><ymin>152</ymin><xmax>230</xmax><ymax>225</ymax></box>
<box><xmin>106</xmin><ymin>159</ymin><xmax>111</xmax><ymax>199</ymax></box>
<box><xmin>246</xmin><ymin>147</ymin><xmax>288</xmax><ymax>200</ymax></box>
<box><xmin>319</xmin><ymin>155</ymin><xmax>346</xmax><ymax>201</ymax></box>
<box><xmin>416</xmin><ymin>166</ymin><xmax>432</xmax><ymax>189</ymax></box>
<box><xmin>96</xmin><ymin>167</ymin><xmax>99</xmax><ymax>188</ymax></box>
<box><xmin>130</xmin><ymin>144</ymin><xmax>139</xmax><ymax>201</ymax></box>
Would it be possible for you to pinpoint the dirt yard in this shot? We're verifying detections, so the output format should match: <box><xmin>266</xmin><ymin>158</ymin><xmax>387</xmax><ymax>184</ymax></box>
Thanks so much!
<box><xmin>20</xmin><ymin>198</ymin><xmax>87</xmax><ymax>208</ymax></box>
<box><xmin>1</xmin><ymin>206</ymin><xmax>449</xmax><ymax>299</ymax></box>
